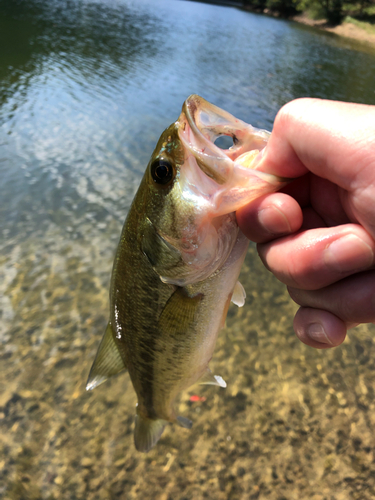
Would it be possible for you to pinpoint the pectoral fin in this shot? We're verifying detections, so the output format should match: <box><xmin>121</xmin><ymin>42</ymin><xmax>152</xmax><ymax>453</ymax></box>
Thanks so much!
<box><xmin>231</xmin><ymin>280</ymin><xmax>246</xmax><ymax>307</ymax></box>
<box><xmin>86</xmin><ymin>322</ymin><xmax>127</xmax><ymax>391</ymax></box>
<box><xmin>158</xmin><ymin>287</ymin><xmax>203</xmax><ymax>333</ymax></box>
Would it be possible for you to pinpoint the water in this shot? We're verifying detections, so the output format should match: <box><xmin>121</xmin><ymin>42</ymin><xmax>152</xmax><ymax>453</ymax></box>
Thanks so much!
<box><xmin>1</xmin><ymin>0</ymin><xmax>375</xmax><ymax>498</ymax></box>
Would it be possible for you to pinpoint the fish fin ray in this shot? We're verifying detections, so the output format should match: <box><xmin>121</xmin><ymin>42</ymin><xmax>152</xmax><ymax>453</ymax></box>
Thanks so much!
<box><xmin>220</xmin><ymin>295</ymin><xmax>231</xmax><ymax>329</ymax></box>
<box><xmin>158</xmin><ymin>288</ymin><xmax>203</xmax><ymax>333</ymax></box>
<box><xmin>86</xmin><ymin>322</ymin><xmax>127</xmax><ymax>391</ymax></box>
<box><xmin>231</xmin><ymin>280</ymin><xmax>246</xmax><ymax>307</ymax></box>
<box><xmin>176</xmin><ymin>416</ymin><xmax>193</xmax><ymax>429</ymax></box>
<box><xmin>198</xmin><ymin>368</ymin><xmax>227</xmax><ymax>388</ymax></box>
<box><xmin>134</xmin><ymin>414</ymin><xmax>167</xmax><ymax>452</ymax></box>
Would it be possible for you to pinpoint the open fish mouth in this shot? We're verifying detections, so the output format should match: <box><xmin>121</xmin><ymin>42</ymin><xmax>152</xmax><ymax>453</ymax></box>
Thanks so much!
<box><xmin>180</xmin><ymin>94</ymin><xmax>270</xmax><ymax>166</ymax></box>
<box><xmin>177</xmin><ymin>95</ymin><xmax>287</xmax><ymax>216</ymax></box>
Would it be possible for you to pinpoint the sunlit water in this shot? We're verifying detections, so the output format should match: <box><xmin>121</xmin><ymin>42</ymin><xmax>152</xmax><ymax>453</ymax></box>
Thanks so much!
<box><xmin>1</xmin><ymin>1</ymin><xmax>375</xmax><ymax>498</ymax></box>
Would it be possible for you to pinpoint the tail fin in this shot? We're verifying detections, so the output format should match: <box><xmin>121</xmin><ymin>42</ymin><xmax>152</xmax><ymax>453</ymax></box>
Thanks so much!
<box><xmin>134</xmin><ymin>414</ymin><xmax>168</xmax><ymax>452</ymax></box>
<box><xmin>176</xmin><ymin>415</ymin><xmax>193</xmax><ymax>429</ymax></box>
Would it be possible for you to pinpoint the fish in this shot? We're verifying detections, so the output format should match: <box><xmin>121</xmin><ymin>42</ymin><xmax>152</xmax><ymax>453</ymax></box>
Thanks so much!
<box><xmin>86</xmin><ymin>95</ymin><xmax>287</xmax><ymax>452</ymax></box>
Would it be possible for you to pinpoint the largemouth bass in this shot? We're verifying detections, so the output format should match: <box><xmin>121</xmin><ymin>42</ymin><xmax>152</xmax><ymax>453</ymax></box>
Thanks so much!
<box><xmin>86</xmin><ymin>95</ymin><xmax>287</xmax><ymax>452</ymax></box>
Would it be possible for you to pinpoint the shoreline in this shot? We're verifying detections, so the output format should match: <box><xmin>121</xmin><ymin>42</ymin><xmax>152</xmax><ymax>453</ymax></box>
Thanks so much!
<box><xmin>239</xmin><ymin>2</ymin><xmax>375</xmax><ymax>48</ymax></box>
<box><xmin>291</xmin><ymin>13</ymin><xmax>375</xmax><ymax>47</ymax></box>
<box><xmin>188</xmin><ymin>0</ymin><xmax>375</xmax><ymax>46</ymax></box>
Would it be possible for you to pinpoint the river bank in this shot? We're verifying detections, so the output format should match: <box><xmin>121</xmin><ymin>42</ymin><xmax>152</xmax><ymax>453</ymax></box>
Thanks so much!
<box><xmin>192</xmin><ymin>0</ymin><xmax>375</xmax><ymax>46</ymax></box>
<box><xmin>292</xmin><ymin>13</ymin><xmax>375</xmax><ymax>47</ymax></box>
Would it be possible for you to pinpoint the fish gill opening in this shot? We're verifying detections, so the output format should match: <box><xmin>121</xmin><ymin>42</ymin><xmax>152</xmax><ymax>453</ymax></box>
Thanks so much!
<box><xmin>214</xmin><ymin>135</ymin><xmax>236</xmax><ymax>150</ymax></box>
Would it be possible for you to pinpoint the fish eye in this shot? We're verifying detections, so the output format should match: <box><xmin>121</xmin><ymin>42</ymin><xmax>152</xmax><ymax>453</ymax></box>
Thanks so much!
<box><xmin>150</xmin><ymin>159</ymin><xmax>175</xmax><ymax>185</ymax></box>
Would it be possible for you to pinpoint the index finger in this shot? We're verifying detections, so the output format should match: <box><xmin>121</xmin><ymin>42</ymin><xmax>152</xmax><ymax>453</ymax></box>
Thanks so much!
<box><xmin>258</xmin><ymin>98</ymin><xmax>375</xmax><ymax>190</ymax></box>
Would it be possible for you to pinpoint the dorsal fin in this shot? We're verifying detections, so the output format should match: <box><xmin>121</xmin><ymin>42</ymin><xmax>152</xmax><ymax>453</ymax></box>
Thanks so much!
<box><xmin>86</xmin><ymin>322</ymin><xmax>127</xmax><ymax>390</ymax></box>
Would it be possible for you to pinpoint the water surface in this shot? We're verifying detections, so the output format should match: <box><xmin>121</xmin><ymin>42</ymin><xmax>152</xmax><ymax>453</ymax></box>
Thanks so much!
<box><xmin>1</xmin><ymin>1</ymin><xmax>375</xmax><ymax>498</ymax></box>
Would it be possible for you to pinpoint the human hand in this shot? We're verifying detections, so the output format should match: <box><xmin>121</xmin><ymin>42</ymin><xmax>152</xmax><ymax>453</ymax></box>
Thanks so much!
<box><xmin>236</xmin><ymin>98</ymin><xmax>375</xmax><ymax>349</ymax></box>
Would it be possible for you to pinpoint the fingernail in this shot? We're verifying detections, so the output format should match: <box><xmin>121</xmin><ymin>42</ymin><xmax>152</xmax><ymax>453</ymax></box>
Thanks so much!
<box><xmin>258</xmin><ymin>206</ymin><xmax>291</xmax><ymax>235</ymax></box>
<box><xmin>324</xmin><ymin>234</ymin><xmax>374</xmax><ymax>273</ymax></box>
<box><xmin>306</xmin><ymin>323</ymin><xmax>332</xmax><ymax>344</ymax></box>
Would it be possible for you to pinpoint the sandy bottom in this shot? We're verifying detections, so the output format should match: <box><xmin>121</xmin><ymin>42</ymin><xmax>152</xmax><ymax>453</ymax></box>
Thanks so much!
<box><xmin>2</xmin><ymin>233</ymin><xmax>375</xmax><ymax>499</ymax></box>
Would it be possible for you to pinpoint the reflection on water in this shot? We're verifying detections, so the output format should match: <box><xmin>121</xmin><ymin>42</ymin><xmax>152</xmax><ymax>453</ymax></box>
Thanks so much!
<box><xmin>1</xmin><ymin>0</ymin><xmax>375</xmax><ymax>498</ymax></box>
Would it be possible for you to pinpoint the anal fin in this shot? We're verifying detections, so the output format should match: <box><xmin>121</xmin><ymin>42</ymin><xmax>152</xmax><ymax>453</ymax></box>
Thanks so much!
<box><xmin>198</xmin><ymin>368</ymin><xmax>227</xmax><ymax>388</ymax></box>
<box><xmin>86</xmin><ymin>322</ymin><xmax>127</xmax><ymax>391</ymax></box>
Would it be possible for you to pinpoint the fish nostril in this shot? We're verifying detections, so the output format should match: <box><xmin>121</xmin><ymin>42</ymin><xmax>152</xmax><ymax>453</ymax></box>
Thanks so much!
<box><xmin>214</xmin><ymin>135</ymin><xmax>234</xmax><ymax>150</ymax></box>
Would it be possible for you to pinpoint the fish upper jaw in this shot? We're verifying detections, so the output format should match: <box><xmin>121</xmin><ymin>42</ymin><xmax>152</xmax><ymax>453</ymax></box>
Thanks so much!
<box><xmin>177</xmin><ymin>94</ymin><xmax>288</xmax><ymax>217</ymax></box>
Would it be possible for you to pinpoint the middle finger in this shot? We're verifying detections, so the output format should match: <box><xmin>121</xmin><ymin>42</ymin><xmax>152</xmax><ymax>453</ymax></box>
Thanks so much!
<box><xmin>258</xmin><ymin>224</ymin><xmax>375</xmax><ymax>290</ymax></box>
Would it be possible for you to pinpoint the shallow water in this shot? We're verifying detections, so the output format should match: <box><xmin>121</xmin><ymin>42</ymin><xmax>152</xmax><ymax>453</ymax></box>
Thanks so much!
<box><xmin>1</xmin><ymin>0</ymin><xmax>375</xmax><ymax>498</ymax></box>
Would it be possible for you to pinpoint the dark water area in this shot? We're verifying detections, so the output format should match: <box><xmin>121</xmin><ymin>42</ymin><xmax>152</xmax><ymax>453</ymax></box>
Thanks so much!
<box><xmin>1</xmin><ymin>0</ymin><xmax>375</xmax><ymax>498</ymax></box>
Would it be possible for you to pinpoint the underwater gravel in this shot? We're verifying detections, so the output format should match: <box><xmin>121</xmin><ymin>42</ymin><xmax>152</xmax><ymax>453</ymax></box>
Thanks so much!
<box><xmin>1</xmin><ymin>229</ymin><xmax>375</xmax><ymax>500</ymax></box>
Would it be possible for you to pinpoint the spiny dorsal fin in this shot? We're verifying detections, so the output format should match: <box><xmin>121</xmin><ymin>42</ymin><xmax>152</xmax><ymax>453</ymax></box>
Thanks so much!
<box><xmin>231</xmin><ymin>280</ymin><xmax>246</xmax><ymax>307</ymax></box>
<box><xmin>86</xmin><ymin>322</ymin><xmax>127</xmax><ymax>391</ymax></box>
<box><xmin>198</xmin><ymin>368</ymin><xmax>227</xmax><ymax>388</ymax></box>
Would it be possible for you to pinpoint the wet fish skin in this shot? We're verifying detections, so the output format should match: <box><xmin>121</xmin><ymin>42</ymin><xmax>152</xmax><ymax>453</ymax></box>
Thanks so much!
<box><xmin>86</xmin><ymin>95</ymin><xmax>287</xmax><ymax>452</ymax></box>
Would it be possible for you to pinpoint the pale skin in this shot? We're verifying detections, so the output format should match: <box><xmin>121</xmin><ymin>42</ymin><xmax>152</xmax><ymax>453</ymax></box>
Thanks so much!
<box><xmin>236</xmin><ymin>98</ymin><xmax>375</xmax><ymax>349</ymax></box>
